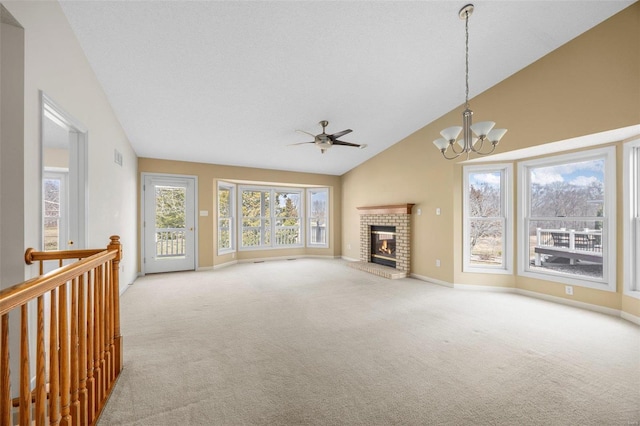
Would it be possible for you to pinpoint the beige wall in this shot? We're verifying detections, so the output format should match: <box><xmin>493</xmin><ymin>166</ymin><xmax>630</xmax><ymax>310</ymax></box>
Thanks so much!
<box><xmin>43</xmin><ymin>147</ymin><xmax>69</xmax><ymax>169</ymax></box>
<box><xmin>138</xmin><ymin>158</ymin><xmax>342</xmax><ymax>270</ymax></box>
<box><xmin>342</xmin><ymin>3</ymin><xmax>640</xmax><ymax>316</ymax></box>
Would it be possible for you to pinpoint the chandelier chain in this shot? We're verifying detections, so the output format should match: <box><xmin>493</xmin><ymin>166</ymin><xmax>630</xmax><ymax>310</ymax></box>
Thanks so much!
<box><xmin>464</xmin><ymin>9</ymin><xmax>470</xmax><ymax>109</ymax></box>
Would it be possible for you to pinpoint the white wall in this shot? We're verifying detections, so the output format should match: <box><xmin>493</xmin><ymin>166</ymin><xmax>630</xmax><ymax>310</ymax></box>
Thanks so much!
<box><xmin>3</xmin><ymin>0</ymin><xmax>138</xmax><ymax>291</ymax></box>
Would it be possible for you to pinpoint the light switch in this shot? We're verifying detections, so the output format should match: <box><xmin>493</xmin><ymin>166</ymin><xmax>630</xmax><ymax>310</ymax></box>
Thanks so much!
<box><xmin>436</xmin><ymin>208</ymin><xmax>441</xmax><ymax>215</ymax></box>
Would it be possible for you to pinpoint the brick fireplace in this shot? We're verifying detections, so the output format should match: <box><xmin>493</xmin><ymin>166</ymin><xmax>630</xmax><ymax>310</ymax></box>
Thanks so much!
<box><xmin>350</xmin><ymin>204</ymin><xmax>413</xmax><ymax>279</ymax></box>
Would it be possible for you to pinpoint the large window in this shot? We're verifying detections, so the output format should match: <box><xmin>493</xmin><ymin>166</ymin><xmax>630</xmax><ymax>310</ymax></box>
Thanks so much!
<box><xmin>307</xmin><ymin>188</ymin><xmax>329</xmax><ymax>247</ymax></box>
<box><xmin>463</xmin><ymin>164</ymin><xmax>512</xmax><ymax>273</ymax></box>
<box><xmin>217</xmin><ymin>182</ymin><xmax>235</xmax><ymax>254</ymax></box>
<box><xmin>623</xmin><ymin>138</ymin><xmax>640</xmax><ymax>298</ymax></box>
<box><xmin>518</xmin><ymin>147</ymin><xmax>616</xmax><ymax>291</ymax></box>
<box><xmin>239</xmin><ymin>186</ymin><xmax>303</xmax><ymax>250</ymax></box>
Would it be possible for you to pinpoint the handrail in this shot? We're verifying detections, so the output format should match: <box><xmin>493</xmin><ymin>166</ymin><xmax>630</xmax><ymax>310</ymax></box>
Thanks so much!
<box><xmin>0</xmin><ymin>236</ymin><xmax>123</xmax><ymax>426</ymax></box>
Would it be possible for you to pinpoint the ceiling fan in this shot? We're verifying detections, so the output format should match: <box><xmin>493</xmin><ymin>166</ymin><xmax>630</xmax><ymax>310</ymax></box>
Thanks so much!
<box><xmin>292</xmin><ymin>120</ymin><xmax>367</xmax><ymax>154</ymax></box>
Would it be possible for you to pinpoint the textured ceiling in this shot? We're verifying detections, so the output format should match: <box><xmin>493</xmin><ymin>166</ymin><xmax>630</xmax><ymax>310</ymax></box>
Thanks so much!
<box><xmin>59</xmin><ymin>1</ymin><xmax>634</xmax><ymax>176</ymax></box>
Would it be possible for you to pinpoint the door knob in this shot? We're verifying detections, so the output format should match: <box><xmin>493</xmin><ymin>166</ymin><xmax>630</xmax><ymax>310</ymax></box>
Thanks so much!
<box><xmin>189</xmin><ymin>227</ymin><xmax>194</xmax><ymax>231</ymax></box>
<box><xmin>68</xmin><ymin>241</ymin><xmax>74</xmax><ymax>245</ymax></box>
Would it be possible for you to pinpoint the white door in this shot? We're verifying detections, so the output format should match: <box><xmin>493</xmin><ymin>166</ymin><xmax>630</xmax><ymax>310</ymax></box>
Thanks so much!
<box><xmin>143</xmin><ymin>175</ymin><xmax>196</xmax><ymax>273</ymax></box>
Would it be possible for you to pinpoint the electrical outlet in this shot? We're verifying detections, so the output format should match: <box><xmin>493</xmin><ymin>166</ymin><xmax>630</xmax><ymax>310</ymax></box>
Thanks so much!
<box><xmin>347</xmin><ymin>243</ymin><xmax>351</xmax><ymax>250</ymax></box>
<box><xmin>565</xmin><ymin>285</ymin><xmax>573</xmax><ymax>295</ymax></box>
<box><xmin>417</xmin><ymin>208</ymin><xmax>422</xmax><ymax>215</ymax></box>
<box><xmin>436</xmin><ymin>208</ymin><xmax>441</xmax><ymax>216</ymax></box>
<box><xmin>436</xmin><ymin>259</ymin><xmax>441</xmax><ymax>267</ymax></box>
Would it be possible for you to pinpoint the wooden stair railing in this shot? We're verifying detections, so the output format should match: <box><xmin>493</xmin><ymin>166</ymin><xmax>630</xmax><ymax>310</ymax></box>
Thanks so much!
<box><xmin>0</xmin><ymin>236</ymin><xmax>123</xmax><ymax>426</ymax></box>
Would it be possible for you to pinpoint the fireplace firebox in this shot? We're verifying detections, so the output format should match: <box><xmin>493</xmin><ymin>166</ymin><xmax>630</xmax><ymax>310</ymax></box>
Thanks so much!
<box><xmin>371</xmin><ymin>225</ymin><xmax>397</xmax><ymax>268</ymax></box>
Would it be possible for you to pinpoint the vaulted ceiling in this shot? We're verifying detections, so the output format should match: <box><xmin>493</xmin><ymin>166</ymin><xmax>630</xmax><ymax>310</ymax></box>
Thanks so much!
<box><xmin>59</xmin><ymin>1</ymin><xmax>634</xmax><ymax>175</ymax></box>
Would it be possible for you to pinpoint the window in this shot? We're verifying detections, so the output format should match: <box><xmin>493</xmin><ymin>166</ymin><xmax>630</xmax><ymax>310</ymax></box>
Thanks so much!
<box><xmin>217</xmin><ymin>182</ymin><xmax>235</xmax><ymax>254</ymax></box>
<box><xmin>463</xmin><ymin>164</ymin><xmax>512</xmax><ymax>273</ymax></box>
<box><xmin>239</xmin><ymin>186</ymin><xmax>303</xmax><ymax>250</ymax></box>
<box><xmin>518</xmin><ymin>147</ymin><xmax>616</xmax><ymax>291</ymax></box>
<box><xmin>623</xmin><ymin>138</ymin><xmax>640</xmax><ymax>298</ymax></box>
<box><xmin>307</xmin><ymin>188</ymin><xmax>329</xmax><ymax>247</ymax></box>
<box><xmin>43</xmin><ymin>170</ymin><xmax>67</xmax><ymax>251</ymax></box>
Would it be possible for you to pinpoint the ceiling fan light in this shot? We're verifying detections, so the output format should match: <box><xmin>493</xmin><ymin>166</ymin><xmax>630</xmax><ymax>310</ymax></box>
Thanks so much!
<box><xmin>470</xmin><ymin>121</ymin><xmax>495</xmax><ymax>138</ymax></box>
<box><xmin>433</xmin><ymin>138</ymin><xmax>449</xmax><ymax>150</ymax></box>
<box><xmin>487</xmin><ymin>128</ymin><xmax>508</xmax><ymax>144</ymax></box>
<box><xmin>440</xmin><ymin>126</ymin><xmax>462</xmax><ymax>142</ymax></box>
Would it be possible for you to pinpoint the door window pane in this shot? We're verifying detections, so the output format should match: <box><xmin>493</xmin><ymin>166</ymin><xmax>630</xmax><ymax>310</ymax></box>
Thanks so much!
<box><xmin>44</xmin><ymin>177</ymin><xmax>61</xmax><ymax>251</ymax></box>
<box><xmin>155</xmin><ymin>185</ymin><xmax>186</xmax><ymax>257</ymax></box>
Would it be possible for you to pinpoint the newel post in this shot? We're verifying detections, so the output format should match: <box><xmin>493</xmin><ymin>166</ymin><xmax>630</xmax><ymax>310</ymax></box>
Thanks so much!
<box><xmin>107</xmin><ymin>236</ymin><xmax>123</xmax><ymax>375</ymax></box>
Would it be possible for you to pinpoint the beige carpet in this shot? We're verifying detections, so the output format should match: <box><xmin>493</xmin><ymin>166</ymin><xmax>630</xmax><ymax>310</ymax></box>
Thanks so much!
<box><xmin>99</xmin><ymin>259</ymin><xmax>640</xmax><ymax>425</ymax></box>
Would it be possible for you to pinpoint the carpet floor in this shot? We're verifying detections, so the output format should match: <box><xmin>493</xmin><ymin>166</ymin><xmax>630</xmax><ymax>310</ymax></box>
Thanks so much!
<box><xmin>98</xmin><ymin>259</ymin><xmax>640</xmax><ymax>425</ymax></box>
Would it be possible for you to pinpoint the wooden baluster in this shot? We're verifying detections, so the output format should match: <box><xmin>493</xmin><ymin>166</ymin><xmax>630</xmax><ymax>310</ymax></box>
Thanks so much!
<box><xmin>78</xmin><ymin>273</ymin><xmax>89</xmax><ymax>426</ymax></box>
<box><xmin>70</xmin><ymin>277</ymin><xmax>80</xmax><ymax>424</ymax></box>
<box><xmin>49</xmin><ymin>288</ymin><xmax>60</xmax><ymax>426</ymax></box>
<box><xmin>86</xmin><ymin>270</ymin><xmax>96</xmax><ymax>425</ymax></box>
<box><xmin>108</xmin><ymin>236</ymin><xmax>123</xmax><ymax>377</ymax></box>
<box><xmin>93</xmin><ymin>266</ymin><xmax>102</xmax><ymax>407</ymax></box>
<box><xmin>103</xmin><ymin>264</ymin><xmax>112</xmax><ymax>389</ymax></box>
<box><xmin>98</xmin><ymin>265</ymin><xmax>107</xmax><ymax>401</ymax></box>
<box><xmin>19</xmin><ymin>305</ymin><xmax>31</xmax><ymax>426</ymax></box>
<box><xmin>59</xmin><ymin>283</ymin><xmax>71</xmax><ymax>426</ymax></box>
<box><xmin>35</xmin><ymin>296</ymin><xmax>47</xmax><ymax>425</ymax></box>
<box><xmin>1</xmin><ymin>314</ymin><xmax>10</xmax><ymax>426</ymax></box>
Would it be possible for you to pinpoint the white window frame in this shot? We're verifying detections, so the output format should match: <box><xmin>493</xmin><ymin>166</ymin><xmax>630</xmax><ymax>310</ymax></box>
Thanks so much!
<box><xmin>217</xmin><ymin>181</ymin><xmax>235</xmax><ymax>255</ymax></box>
<box><xmin>623</xmin><ymin>137</ymin><xmax>640</xmax><ymax>298</ymax></box>
<box><xmin>463</xmin><ymin>164</ymin><xmax>513</xmax><ymax>274</ymax></box>
<box><xmin>238</xmin><ymin>185</ymin><xmax>304</xmax><ymax>251</ymax></box>
<box><xmin>517</xmin><ymin>146</ymin><xmax>616</xmax><ymax>291</ymax></box>
<box><xmin>307</xmin><ymin>187</ymin><xmax>330</xmax><ymax>248</ymax></box>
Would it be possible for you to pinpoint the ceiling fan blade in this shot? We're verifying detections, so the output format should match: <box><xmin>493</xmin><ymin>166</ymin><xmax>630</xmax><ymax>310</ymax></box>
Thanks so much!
<box><xmin>295</xmin><ymin>129</ymin><xmax>317</xmax><ymax>139</ymax></box>
<box><xmin>332</xmin><ymin>140</ymin><xmax>361</xmax><ymax>148</ymax></box>
<box><xmin>288</xmin><ymin>141</ymin><xmax>315</xmax><ymax>146</ymax></box>
<box><xmin>330</xmin><ymin>129</ymin><xmax>353</xmax><ymax>140</ymax></box>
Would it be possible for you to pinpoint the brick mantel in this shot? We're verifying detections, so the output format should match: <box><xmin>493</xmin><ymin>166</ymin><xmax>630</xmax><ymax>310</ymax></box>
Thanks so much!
<box><xmin>357</xmin><ymin>204</ymin><xmax>413</xmax><ymax>274</ymax></box>
<box><xmin>357</xmin><ymin>204</ymin><xmax>415</xmax><ymax>215</ymax></box>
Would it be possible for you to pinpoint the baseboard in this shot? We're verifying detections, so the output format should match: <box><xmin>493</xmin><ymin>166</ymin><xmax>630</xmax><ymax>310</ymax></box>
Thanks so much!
<box><xmin>620</xmin><ymin>311</ymin><xmax>640</xmax><ymax>326</ymax></box>
<box><xmin>213</xmin><ymin>261</ymin><xmax>237</xmax><ymax>270</ymax></box>
<box><xmin>409</xmin><ymin>273</ymin><xmax>454</xmax><ymax>288</ymax></box>
<box><xmin>455</xmin><ymin>283</ymin><xmax>514</xmax><ymax>292</ymax></box>
<box><xmin>409</xmin><ymin>274</ymin><xmax>637</xmax><ymax>325</ymax></box>
<box><xmin>342</xmin><ymin>256</ymin><xmax>360</xmax><ymax>262</ymax></box>
<box><xmin>238</xmin><ymin>255</ymin><xmax>339</xmax><ymax>264</ymax></box>
<box><xmin>514</xmin><ymin>288</ymin><xmax>622</xmax><ymax>318</ymax></box>
<box><xmin>197</xmin><ymin>266</ymin><xmax>214</xmax><ymax>271</ymax></box>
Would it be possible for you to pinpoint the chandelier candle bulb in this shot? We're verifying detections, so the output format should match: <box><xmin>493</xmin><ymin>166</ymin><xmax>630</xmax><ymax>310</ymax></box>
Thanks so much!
<box><xmin>433</xmin><ymin>4</ymin><xmax>507</xmax><ymax>160</ymax></box>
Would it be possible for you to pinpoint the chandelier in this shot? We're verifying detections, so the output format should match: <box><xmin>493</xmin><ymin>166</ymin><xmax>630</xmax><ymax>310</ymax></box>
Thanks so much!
<box><xmin>433</xmin><ymin>4</ymin><xmax>507</xmax><ymax>160</ymax></box>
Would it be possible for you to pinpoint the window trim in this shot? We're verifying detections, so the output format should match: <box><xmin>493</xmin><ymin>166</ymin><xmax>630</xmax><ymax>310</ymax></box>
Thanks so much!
<box><xmin>623</xmin><ymin>137</ymin><xmax>640</xmax><ymax>299</ymax></box>
<box><xmin>217</xmin><ymin>181</ymin><xmax>236</xmax><ymax>255</ymax></box>
<box><xmin>238</xmin><ymin>185</ymin><xmax>304</xmax><ymax>251</ymax></box>
<box><xmin>463</xmin><ymin>163</ymin><xmax>513</xmax><ymax>274</ymax></box>
<box><xmin>307</xmin><ymin>187</ymin><xmax>330</xmax><ymax>248</ymax></box>
<box><xmin>517</xmin><ymin>146</ymin><xmax>616</xmax><ymax>291</ymax></box>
